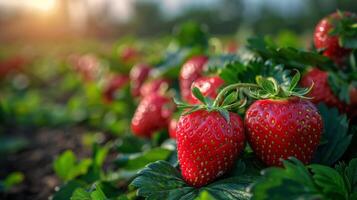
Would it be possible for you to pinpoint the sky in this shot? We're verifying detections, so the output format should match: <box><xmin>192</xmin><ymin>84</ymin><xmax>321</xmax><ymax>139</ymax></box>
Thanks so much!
<box><xmin>0</xmin><ymin>0</ymin><xmax>307</xmax><ymax>22</ymax></box>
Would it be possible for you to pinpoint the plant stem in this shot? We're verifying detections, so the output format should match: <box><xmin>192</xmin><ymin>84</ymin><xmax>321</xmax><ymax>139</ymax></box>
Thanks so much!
<box><xmin>213</xmin><ymin>83</ymin><xmax>259</xmax><ymax>107</ymax></box>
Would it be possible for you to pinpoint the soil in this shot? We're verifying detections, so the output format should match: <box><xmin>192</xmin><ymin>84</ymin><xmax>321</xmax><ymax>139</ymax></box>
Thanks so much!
<box><xmin>0</xmin><ymin>127</ymin><xmax>92</xmax><ymax>200</ymax></box>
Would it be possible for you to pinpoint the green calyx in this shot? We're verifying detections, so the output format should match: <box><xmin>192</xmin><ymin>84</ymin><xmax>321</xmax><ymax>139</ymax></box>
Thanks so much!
<box><xmin>174</xmin><ymin>84</ymin><xmax>253</xmax><ymax>122</ymax></box>
<box><xmin>249</xmin><ymin>70</ymin><xmax>313</xmax><ymax>100</ymax></box>
<box><xmin>175</xmin><ymin>70</ymin><xmax>312</xmax><ymax>121</ymax></box>
<box><xmin>329</xmin><ymin>10</ymin><xmax>357</xmax><ymax>49</ymax></box>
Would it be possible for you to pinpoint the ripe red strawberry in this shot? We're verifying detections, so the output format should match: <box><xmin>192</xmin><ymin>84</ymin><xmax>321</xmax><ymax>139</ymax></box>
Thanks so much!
<box><xmin>301</xmin><ymin>68</ymin><xmax>345</xmax><ymax>111</ymax></box>
<box><xmin>187</xmin><ymin>76</ymin><xmax>224</xmax><ymax>104</ymax></box>
<box><xmin>176</xmin><ymin>110</ymin><xmax>245</xmax><ymax>187</ymax></box>
<box><xmin>314</xmin><ymin>12</ymin><xmax>356</xmax><ymax>65</ymax></box>
<box><xmin>103</xmin><ymin>74</ymin><xmax>129</xmax><ymax>103</ymax></box>
<box><xmin>131</xmin><ymin>93</ymin><xmax>174</xmax><ymax>138</ymax></box>
<box><xmin>130</xmin><ymin>63</ymin><xmax>151</xmax><ymax>97</ymax></box>
<box><xmin>179</xmin><ymin>55</ymin><xmax>208</xmax><ymax>101</ymax></box>
<box><xmin>140</xmin><ymin>79</ymin><xmax>170</xmax><ymax>97</ymax></box>
<box><xmin>168</xmin><ymin>118</ymin><xmax>177</xmax><ymax>139</ymax></box>
<box><xmin>245</xmin><ymin>98</ymin><xmax>323</xmax><ymax>166</ymax></box>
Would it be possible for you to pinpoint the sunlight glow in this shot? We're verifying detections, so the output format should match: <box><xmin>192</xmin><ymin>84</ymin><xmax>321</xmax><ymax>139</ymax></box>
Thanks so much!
<box><xmin>25</xmin><ymin>0</ymin><xmax>57</xmax><ymax>13</ymax></box>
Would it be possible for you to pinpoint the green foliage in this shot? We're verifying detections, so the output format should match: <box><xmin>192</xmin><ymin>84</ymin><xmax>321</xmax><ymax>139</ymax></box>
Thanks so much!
<box><xmin>131</xmin><ymin>160</ymin><xmax>259</xmax><ymax>200</ymax></box>
<box><xmin>328</xmin><ymin>72</ymin><xmax>352</xmax><ymax>103</ymax></box>
<box><xmin>52</xmin><ymin>180</ymin><xmax>87</xmax><ymax>200</ymax></box>
<box><xmin>54</xmin><ymin>150</ymin><xmax>93</xmax><ymax>182</ymax></box>
<box><xmin>173</xmin><ymin>21</ymin><xmax>208</xmax><ymax>48</ymax></box>
<box><xmin>71</xmin><ymin>184</ymin><xmax>108</xmax><ymax>200</ymax></box>
<box><xmin>0</xmin><ymin>172</ymin><xmax>24</xmax><ymax>191</ymax></box>
<box><xmin>115</xmin><ymin>147</ymin><xmax>172</xmax><ymax>171</ymax></box>
<box><xmin>247</xmin><ymin>37</ymin><xmax>333</xmax><ymax>70</ymax></box>
<box><xmin>329</xmin><ymin>11</ymin><xmax>357</xmax><ymax>49</ymax></box>
<box><xmin>219</xmin><ymin>59</ymin><xmax>291</xmax><ymax>86</ymax></box>
<box><xmin>313</xmin><ymin>104</ymin><xmax>352</xmax><ymax>165</ymax></box>
<box><xmin>251</xmin><ymin>158</ymin><xmax>357</xmax><ymax>200</ymax></box>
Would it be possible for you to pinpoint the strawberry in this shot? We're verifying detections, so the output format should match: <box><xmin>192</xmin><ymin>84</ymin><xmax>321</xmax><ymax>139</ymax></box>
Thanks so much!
<box><xmin>301</xmin><ymin>68</ymin><xmax>344</xmax><ymax>110</ymax></box>
<box><xmin>131</xmin><ymin>93</ymin><xmax>174</xmax><ymax>138</ymax></box>
<box><xmin>314</xmin><ymin>12</ymin><xmax>356</xmax><ymax>65</ymax></box>
<box><xmin>245</xmin><ymin>98</ymin><xmax>323</xmax><ymax>166</ymax></box>
<box><xmin>244</xmin><ymin>73</ymin><xmax>323</xmax><ymax>166</ymax></box>
<box><xmin>176</xmin><ymin>110</ymin><xmax>245</xmax><ymax>187</ymax></box>
<box><xmin>187</xmin><ymin>76</ymin><xmax>224</xmax><ymax>104</ymax></box>
<box><xmin>140</xmin><ymin>79</ymin><xmax>170</xmax><ymax>97</ymax></box>
<box><xmin>70</xmin><ymin>54</ymin><xmax>101</xmax><ymax>81</ymax></box>
<box><xmin>179</xmin><ymin>55</ymin><xmax>208</xmax><ymax>101</ymax></box>
<box><xmin>103</xmin><ymin>74</ymin><xmax>129</xmax><ymax>103</ymax></box>
<box><xmin>300</xmin><ymin>68</ymin><xmax>357</xmax><ymax>115</ymax></box>
<box><xmin>168</xmin><ymin>118</ymin><xmax>177</xmax><ymax>139</ymax></box>
<box><xmin>130</xmin><ymin>63</ymin><xmax>151</xmax><ymax>97</ymax></box>
<box><xmin>121</xmin><ymin>47</ymin><xmax>140</xmax><ymax>63</ymax></box>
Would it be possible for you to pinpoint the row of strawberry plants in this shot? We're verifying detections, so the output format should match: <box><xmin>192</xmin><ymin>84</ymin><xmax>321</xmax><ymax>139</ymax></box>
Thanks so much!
<box><xmin>46</xmin><ymin>11</ymin><xmax>357</xmax><ymax>200</ymax></box>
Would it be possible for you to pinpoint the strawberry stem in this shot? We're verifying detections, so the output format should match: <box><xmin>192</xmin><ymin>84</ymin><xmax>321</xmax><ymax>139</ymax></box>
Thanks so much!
<box><xmin>213</xmin><ymin>83</ymin><xmax>259</xmax><ymax>107</ymax></box>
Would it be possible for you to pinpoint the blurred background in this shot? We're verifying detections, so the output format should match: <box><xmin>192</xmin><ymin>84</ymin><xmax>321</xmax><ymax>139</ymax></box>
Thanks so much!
<box><xmin>0</xmin><ymin>0</ymin><xmax>356</xmax><ymax>42</ymax></box>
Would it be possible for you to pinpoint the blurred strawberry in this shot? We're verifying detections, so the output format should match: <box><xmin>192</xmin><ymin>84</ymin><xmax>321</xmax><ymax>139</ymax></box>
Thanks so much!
<box><xmin>314</xmin><ymin>11</ymin><xmax>356</xmax><ymax>65</ymax></box>
<box><xmin>168</xmin><ymin>118</ymin><xmax>178</xmax><ymax>139</ymax></box>
<box><xmin>131</xmin><ymin>93</ymin><xmax>174</xmax><ymax>138</ymax></box>
<box><xmin>70</xmin><ymin>54</ymin><xmax>101</xmax><ymax>81</ymax></box>
<box><xmin>121</xmin><ymin>47</ymin><xmax>140</xmax><ymax>64</ymax></box>
<box><xmin>140</xmin><ymin>78</ymin><xmax>170</xmax><ymax>97</ymax></box>
<box><xmin>130</xmin><ymin>63</ymin><xmax>152</xmax><ymax>97</ymax></box>
<box><xmin>187</xmin><ymin>76</ymin><xmax>224</xmax><ymax>104</ymax></box>
<box><xmin>179</xmin><ymin>55</ymin><xmax>208</xmax><ymax>102</ymax></box>
<box><xmin>301</xmin><ymin>68</ymin><xmax>357</xmax><ymax>114</ymax></box>
<box><xmin>103</xmin><ymin>74</ymin><xmax>129</xmax><ymax>103</ymax></box>
<box><xmin>0</xmin><ymin>56</ymin><xmax>27</xmax><ymax>78</ymax></box>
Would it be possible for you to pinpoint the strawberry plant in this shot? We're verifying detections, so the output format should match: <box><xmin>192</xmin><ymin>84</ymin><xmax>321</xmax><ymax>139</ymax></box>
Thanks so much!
<box><xmin>1</xmin><ymin>9</ymin><xmax>357</xmax><ymax>200</ymax></box>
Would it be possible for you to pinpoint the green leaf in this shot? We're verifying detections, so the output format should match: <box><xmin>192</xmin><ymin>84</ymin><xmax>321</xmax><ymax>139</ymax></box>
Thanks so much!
<box><xmin>115</xmin><ymin>147</ymin><xmax>172</xmax><ymax>171</ymax></box>
<box><xmin>309</xmin><ymin>164</ymin><xmax>348</xmax><ymax>199</ymax></box>
<box><xmin>52</xmin><ymin>180</ymin><xmax>86</xmax><ymax>200</ymax></box>
<box><xmin>174</xmin><ymin>21</ymin><xmax>208</xmax><ymax>48</ymax></box>
<box><xmin>131</xmin><ymin>161</ymin><xmax>193</xmax><ymax>200</ymax></box>
<box><xmin>71</xmin><ymin>188</ymin><xmax>91</xmax><ymax>200</ymax></box>
<box><xmin>131</xmin><ymin>160</ymin><xmax>258</xmax><ymax>200</ymax></box>
<box><xmin>218</xmin><ymin>108</ymin><xmax>230</xmax><ymax>122</ymax></box>
<box><xmin>247</xmin><ymin>37</ymin><xmax>333</xmax><ymax>70</ymax></box>
<box><xmin>335</xmin><ymin>158</ymin><xmax>357</xmax><ymax>195</ymax></box>
<box><xmin>53</xmin><ymin>150</ymin><xmax>93</xmax><ymax>182</ymax></box>
<box><xmin>312</xmin><ymin>104</ymin><xmax>352</xmax><ymax>165</ymax></box>
<box><xmin>221</xmin><ymin>92</ymin><xmax>237</xmax><ymax>107</ymax></box>
<box><xmin>116</xmin><ymin>135</ymin><xmax>147</xmax><ymax>154</ymax></box>
<box><xmin>192</xmin><ymin>87</ymin><xmax>207</xmax><ymax>104</ymax></box>
<box><xmin>340</xmin><ymin>36</ymin><xmax>357</xmax><ymax>49</ymax></box>
<box><xmin>90</xmin><ymin>184</ymin><xmax>107</xmax><ymax>200</ymax></box>
<box><xmin>70</xmin><ymin>183</ymin><xmax>109</xmax><ymax>200</ymax></box>
<box><xmin>202</xmin><ymin>176</ymin><xmax>253</xmax><ymax>200</ymax></box>
<box><xmin>250</xmin><ymin>157</ymin><xmax>320</xmax><ymax>200</ymax></box>
<box><xmin>288</xmin><ymin>70</ymin><xmax>300</xmax><ymax>91</ymax></box>
<box><xmin>196</xmin><ymin>191</ymin><xmax>216</xmax><ymax>200</ymax></box>
<box><xmin>0</xmin><ymin>172</ymin><xmax>24</xmax><ymax>191</ymax></box>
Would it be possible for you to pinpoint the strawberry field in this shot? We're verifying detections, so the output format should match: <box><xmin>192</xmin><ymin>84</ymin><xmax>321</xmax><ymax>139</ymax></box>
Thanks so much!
<box><xmin>0</xmin><ymin>2</ymin><xmax>357</xmax><ymax>200</ymax></box>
